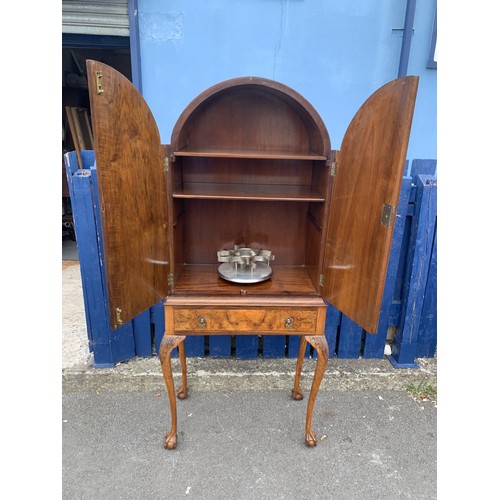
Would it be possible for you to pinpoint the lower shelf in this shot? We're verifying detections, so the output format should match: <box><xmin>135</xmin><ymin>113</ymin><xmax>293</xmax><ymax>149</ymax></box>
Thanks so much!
<box><xmin>173</xmin><ymin>264</ymin><xmax>318</xmax><ymax>296</ymax></box>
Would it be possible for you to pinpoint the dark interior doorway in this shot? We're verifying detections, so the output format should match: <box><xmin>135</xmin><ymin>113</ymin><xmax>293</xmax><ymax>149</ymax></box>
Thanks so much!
<box><xmin>62</xmin><ymin>34</ymin><xmax>132</xmax><ymax>253</ymax></box>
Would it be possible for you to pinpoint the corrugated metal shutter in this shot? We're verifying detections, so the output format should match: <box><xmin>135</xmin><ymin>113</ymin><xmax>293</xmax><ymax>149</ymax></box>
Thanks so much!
<box><xmin>62</xmin><ymin>0</ymin><xmax>129</xmax><ymax>37</ymax></box>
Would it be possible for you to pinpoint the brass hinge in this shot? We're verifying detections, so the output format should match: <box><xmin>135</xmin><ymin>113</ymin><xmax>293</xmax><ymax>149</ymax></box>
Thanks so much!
<box><xmin>95</xmin><ymin>71</ymin><xmax>104</xmax><ymax>94</ymax></box>
<box><xmin>115</xmin><ymin>307</ymin><xmax>123</xmax><ymax>326</ymax></box>
<box><xmin>330</xmin><ymin>161</ymin><xmax>338</xmax><ymax>176</ymax></box>
<box><xmin>163</xmin><ymin>156</ymin><xmax>169</xmax><ymax>172</ymax></box>
<box><xmin>319</xmin><ymin>274</ymin><xmax>325</xmax><ymax>287</ymax></box>
<box><xmin>381</xmin><ymin>203</ymin><xmax>395</xmax><ymax>228</ymax></box>
<box><xmin>168</xmin><ymin>272</ymin><xmax>174</xmax><ymax>287</ymax></box>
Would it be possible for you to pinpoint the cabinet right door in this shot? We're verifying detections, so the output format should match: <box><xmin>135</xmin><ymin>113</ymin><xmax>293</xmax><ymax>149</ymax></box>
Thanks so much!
<box><xmin>321</xmin><ymin>76</ymin><xmax>419</xmax><ymax>333</ymax></box>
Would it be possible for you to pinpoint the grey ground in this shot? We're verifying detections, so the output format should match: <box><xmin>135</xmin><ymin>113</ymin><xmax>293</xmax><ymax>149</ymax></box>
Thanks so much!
<box><xmin>62</xmin><ymin>253</ymin><xmax>437</xmax><ymax>500</ymax></box>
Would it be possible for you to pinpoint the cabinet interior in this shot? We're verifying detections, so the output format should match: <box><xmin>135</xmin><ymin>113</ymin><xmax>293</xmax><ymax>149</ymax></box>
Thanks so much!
<box><xmin>169</xmin><ymin>81</ymin><xmax>331</xmax><ymax>297</ymax></box>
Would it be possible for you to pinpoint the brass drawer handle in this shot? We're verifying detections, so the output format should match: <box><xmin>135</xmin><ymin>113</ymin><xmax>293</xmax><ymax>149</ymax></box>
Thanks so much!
<box><xmin>198</xmin><ymin>316</ymin><xmax>206</xmax><ymax>329</ymax></box>
<box><xmin>285</xmin><ymin>316</ymin><xmax>293</xmax><ymax>329</ymax></box>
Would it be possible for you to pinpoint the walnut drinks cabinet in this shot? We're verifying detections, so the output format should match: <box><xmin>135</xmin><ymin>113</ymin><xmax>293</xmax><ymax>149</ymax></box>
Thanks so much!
<box><xmin>86</xmin><ymin>60</ymin><xmax>418</xmax><ymax>449</ymax></box>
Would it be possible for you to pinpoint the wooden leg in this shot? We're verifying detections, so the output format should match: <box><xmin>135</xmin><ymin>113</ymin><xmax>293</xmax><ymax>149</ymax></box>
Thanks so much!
<box><xmin>292</xmin><ymin>336</ymin><xmax>308</xmax><ymax>400</ymax></box>
<box><xmin>177</xmin><ymin>340</ymin><xmax>188</xmax><ymax>400</ymax></box>
<box><xmin>159</xmin><ymin>335</ymin><xmax>186</xmax><ymax>450</ymax></box>
<box><xmin>303</xmin><ymin>335</ymin><xmax>329</xmax><ymax>448</ymax></box>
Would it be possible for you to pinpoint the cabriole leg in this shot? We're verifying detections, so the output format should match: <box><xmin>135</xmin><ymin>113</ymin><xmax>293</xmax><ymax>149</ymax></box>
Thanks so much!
<box><xmin>159</xmin><ymin>335</ymin><xmax>186</xmax><ymax>450</ymax></box>
<box><xmin>304</xmin><ymin>335</ymin><xmax>329</xmax><ymax>447</ymax></box>
<box><xmin>177</xmin><ymin>340</ymin><xmax>188</xmax><ymax>399</ymax></box>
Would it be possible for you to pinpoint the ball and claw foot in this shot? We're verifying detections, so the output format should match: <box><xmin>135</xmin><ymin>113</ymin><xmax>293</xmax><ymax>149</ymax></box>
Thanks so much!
<box><xmin>292</xmin><ymin>389</ymin><xmax>303</xmax><ymax>401</ymax></box>
<box><xmin>305</xmin><ymin>431</ymin><xmax>317</xmax><ymax>448</ymax></box>
<box><xmin>177</xmin><ymin>389</ymin><xmax>188</xmax><ymax>400</ymax></box>
<box><xmin>164</xmin><ymin>431</ymin><xmax>178</xmax><ymax>450</ymax></box>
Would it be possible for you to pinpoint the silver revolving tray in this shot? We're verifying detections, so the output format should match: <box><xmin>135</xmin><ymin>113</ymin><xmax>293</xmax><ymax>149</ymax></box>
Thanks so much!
<box><xmin>217</xmin><ymin>246</ymin><xmax>275</xmax><ymax>284</ymax></box>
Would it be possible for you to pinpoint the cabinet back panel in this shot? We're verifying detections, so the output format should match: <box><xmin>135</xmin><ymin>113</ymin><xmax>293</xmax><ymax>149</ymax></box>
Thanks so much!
<box><xmin>181</xmin><ymin>199</ymin><xmax>309</xmax><ymax>265</ymax></box>
<box><xmin>180</xmin><ymin>157</ymin><xmax>313</xmax><ymax>186</ymax></box>
<box><xmin>180</xmin><ymin>88</ymin><xmax>312</xmax><ymax>153</ymax></box>
<box><xmin>172</xmin><ymin>198</ymin><xmax>185</xmax><ymax>283</ymax></box>
<box><xmin>172</xmin><ymin>78</ymin><xmax>331</xmax><ymax>157</ymax></box>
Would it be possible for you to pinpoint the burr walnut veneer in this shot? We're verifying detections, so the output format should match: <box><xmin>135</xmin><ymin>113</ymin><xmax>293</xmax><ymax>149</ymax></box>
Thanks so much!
<box><xmin>87</xmin><ymin>60</ymin><xmax>418</xmax><ymax>449</ymax></box>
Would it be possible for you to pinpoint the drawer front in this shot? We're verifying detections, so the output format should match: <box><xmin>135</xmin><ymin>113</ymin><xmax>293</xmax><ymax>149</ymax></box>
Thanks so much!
<box><xmin>171</xmin><ymin>307</ymin><xmax>321</xmax><ymax>334</ymax></box>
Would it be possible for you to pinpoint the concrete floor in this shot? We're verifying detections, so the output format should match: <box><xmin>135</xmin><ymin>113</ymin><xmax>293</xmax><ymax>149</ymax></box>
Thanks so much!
<box><xmin>63</xmin><ymin>390</ymin><xmax>437</xmax><ymax>500</ymax></box>
<box><xmin>62</xmin><ymin>241</ymin><xmax>93</xmax><ymax>369</ymax></box>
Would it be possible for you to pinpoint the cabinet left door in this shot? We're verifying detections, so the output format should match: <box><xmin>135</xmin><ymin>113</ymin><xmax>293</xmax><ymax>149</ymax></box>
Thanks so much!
<box><xmin>87</xmin><ymin>60</ymin><xmax>171</xmax><ymax>329</ymax></box>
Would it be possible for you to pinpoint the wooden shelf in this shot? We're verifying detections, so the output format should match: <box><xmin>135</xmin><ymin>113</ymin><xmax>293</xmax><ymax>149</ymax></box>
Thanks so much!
<box><xmin>172</xmin><ymin>182</ymin><xmax>325</xmax><ymax>202</ymax></box>
<box><xmin>174</xmin><ymin>146</ymin><xmax>327</xmax><ymax>161</ymax></box>
<box><xmin>174</xmin><ymin>264</ymin><xmax>318</xmax><ymax>296</ymax></box>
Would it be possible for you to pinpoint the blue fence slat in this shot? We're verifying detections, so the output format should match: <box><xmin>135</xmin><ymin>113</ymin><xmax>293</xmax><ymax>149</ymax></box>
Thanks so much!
<box><xmin>184</xmin><ymin>337</ymin><xmax>205</xmax><ymax>357</ymax></box>
<box><xmin>389</xmin><ymin>160</ymin><xmax>436</xmax><ymax>331</ymax></box>
<box><xmin>80</xmin><ymin>150</ymin><xmax>97</xmax><ymax>169</ymax></box>
<box><xmin>236</xmin><ymin>336</ymin><xmax>258</xmax><ymax>359</ymax></box>
<box><xmin>66</xmin><ymin>169</ymin><xmax>97</xmax><ymax>352</ymax></box>
<box><xmin>151</xmin><ymin>301</ymin><xmax>166</xmax><ymax>355</ymax></box>
<box><xmin>209</xmin><ymin>335</ymin><xmax>232</xmax><ymax>357</ymax></box>
<box><xmin>66</xmin><ymin>157</ymin><xmax>108</xmax><ymax>362</ymax></box>
<box><xmin>262</xmin><ymin>336</ymin><xmax>286</xmax><ymax>358</ymax></box>
<box><xmin>389</xmin><ymin>174</ymin><xmax>437</xmax><ymax>368</ymax></box>
<box><xmin>287</xmin><ymin>336</ymin><xmax>302</xmax><ymax>358</ymax></box>
<box><xmin>417</xmin><ymin>228</ymin><xmax>437</xmax><ymax>357</ymax></box>
<box><xmin>325</xmin><ymin>303</ymin><xmax>341</xmax><ymax>359</ymax></box>
<box><xmin>364</xmin><ymin>176</ymin><xmax>413</xmax><ymax>358</ymax></box>
<box><xmin>337</xmin><ymin>315</ymin><xmax>363</xmax><ymax>358</ymax></box>
<box><xmin>110</xmin><ymin>321</ymin><xmax>135</xmax><ymax>364</ymax></box>
<box><xmin>64</xmin><ymin>152</ymin><xmax>93</xmax><ymax>350</ymax></box>
<box><xmin>391</xmin><ymin>198</ymin><xmax>414</xmax><ymax>318</ymax></box>
<box><xmin>66</xmin><ymin>161</ymin><xmax>114</xmax><ymax>366</ymax></box>
<box><xmin>133</xmin><ymin>309</ymin><xmax>153</xmax><ymax>357</ymax></box>
<box><xmin>388</xmin><ymin>303</ymin><xmax>401</xmax><ymax>327</ymax></box>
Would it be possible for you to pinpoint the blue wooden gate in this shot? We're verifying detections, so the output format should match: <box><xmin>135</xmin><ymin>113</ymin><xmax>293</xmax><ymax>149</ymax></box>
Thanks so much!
<box><xmin>64</xmin><ymin>151</ymin><xmax>436</xmax><ymax>368</ymax></box>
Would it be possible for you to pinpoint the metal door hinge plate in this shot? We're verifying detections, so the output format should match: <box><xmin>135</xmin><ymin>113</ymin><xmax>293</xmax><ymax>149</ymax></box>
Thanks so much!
<box><xmin>319</xmin><ymin>274</ymin><xmax>325</xmax><ymax>287</ymax></box>
<box><xmin>163</xmin><ymin>156</ymin><xmax>169</xmax><ymax>172</ymax></box>
<box><xmin>381</xmin><ymin>203</ymin><xmax>395</xmax><ymax>228</ymax></box>
<box><xmin>115</xmin><ymin>307</ymin><xmax>123</xmax><ymax>326</ymax></box>
<box><xmin>330</xmin><ymin>161</ymin><xmax>338</xmax><ymax>176</ymax></box>
<box><xmin>168</xmin><ymin>273</ymin><xmax>174</xmax><ymax>287</ymax></box>
<box><xmin>95</xmin><ymin>71</ymin><xmax>104</xmax><ymax>94</ymax></box>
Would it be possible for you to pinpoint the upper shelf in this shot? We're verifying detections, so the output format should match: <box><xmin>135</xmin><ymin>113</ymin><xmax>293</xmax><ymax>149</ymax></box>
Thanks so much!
<box><xmin>172</xmin><ymin>182</ymin><xmax>326</xmax><ymax>202</ymax></box>
<box><xmin>173</xmin><ymin>146</ymin><xmax>327</xmax><ymax>161</ymax></box>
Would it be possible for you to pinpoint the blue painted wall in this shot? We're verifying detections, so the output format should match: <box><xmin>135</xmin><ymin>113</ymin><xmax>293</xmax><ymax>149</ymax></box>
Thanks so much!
<box><xmin>137</xmin><ymin>0</ymin><xmax>436</xmax><ymax>162</ymax></box>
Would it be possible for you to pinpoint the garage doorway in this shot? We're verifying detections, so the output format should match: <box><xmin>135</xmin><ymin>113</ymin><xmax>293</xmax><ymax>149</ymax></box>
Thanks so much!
<box><xmin>62</xmin><ymin>0</ymin><xmax>141</xmax><ymax>258</ymax></box>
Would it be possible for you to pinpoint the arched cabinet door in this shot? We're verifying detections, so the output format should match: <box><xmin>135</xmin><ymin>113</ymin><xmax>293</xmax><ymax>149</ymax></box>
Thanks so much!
<box><xmin>87</xmin><ymin>60</ymin><xmax>171</xmax><ymax>330</ymax></box>
<box><xmin>321</xmin><ymin>76</ymin><xmax>419</xmax><ymax>333</ymax></box>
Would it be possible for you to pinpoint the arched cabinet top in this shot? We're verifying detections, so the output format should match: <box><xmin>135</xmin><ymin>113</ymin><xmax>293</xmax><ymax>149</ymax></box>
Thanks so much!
<box><xmin>171</xmin><ymin>77</ymin><xmax>331</xmax><ymax>160</ymax></box>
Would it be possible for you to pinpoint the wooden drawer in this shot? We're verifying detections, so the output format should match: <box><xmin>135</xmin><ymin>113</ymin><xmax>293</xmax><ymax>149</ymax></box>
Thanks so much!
<box><xmin>170</xmin><ymin>307</ymin><xmax>323</xmax><ymax>335</ymax></box>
